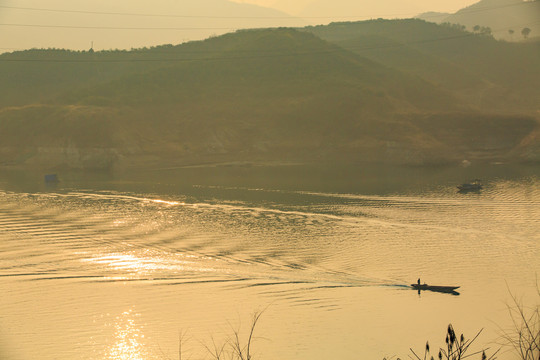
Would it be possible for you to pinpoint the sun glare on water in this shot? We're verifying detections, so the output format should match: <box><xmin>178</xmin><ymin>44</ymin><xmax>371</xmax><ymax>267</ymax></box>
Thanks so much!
<box><xmin>106</xmin><ymin>309</ymin><xmax>148</xmax><ymax>360</ymax></box>
<box><xmin>80</xmin><ymin>249</ymin><xmax>221</xmax><ymax>279</ymax></box>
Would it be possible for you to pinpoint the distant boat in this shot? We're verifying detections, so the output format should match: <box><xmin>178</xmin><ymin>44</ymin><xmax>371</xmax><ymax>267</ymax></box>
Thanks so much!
<box><xmin>44</xmin><ymin>174</ymin><xmax>59</xmax><ymax>183</ymax></box>
<box><xmin>411</xmin><ymin>283</ymin><xmax>460</xmax><ymax>294</ymax></box>
<box><xmin>457</xmin><ymin>180</ymin><xmax>482</xmax><ymax>192</ymax></box>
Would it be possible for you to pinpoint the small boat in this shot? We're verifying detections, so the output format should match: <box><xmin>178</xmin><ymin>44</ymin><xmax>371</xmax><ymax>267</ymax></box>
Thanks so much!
<box><xmin>457</xmin><ymin>180</ymin><xmax>482</xmax><ymax>192</ymax></box>
<box><xmin>44</xmin><ymin>174</ymin><xmax>59</xmax><ymax>183</ymax></box>
<box><xmin>411</xmin><ymin>283</ymin><xmax>460</xmax><ymax>294</ymax></box>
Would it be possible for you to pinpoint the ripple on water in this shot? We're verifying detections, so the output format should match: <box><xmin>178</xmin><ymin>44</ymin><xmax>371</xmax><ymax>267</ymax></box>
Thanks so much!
<box><xmin>0</xmin><ymin>179</ymin><xmax>539</xmax><ymax>359</ymax></box>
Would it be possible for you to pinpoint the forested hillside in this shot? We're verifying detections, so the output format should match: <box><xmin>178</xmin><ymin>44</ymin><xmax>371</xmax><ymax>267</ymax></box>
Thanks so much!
<box><xmin>417</xmin><ymin>0</ymin><xmax>540</xmax><ymax>42</ymax></box>
<box><xmin>0</xmin><ymin>21</ymin><xmax>538</xmax><ymax>170</ymax></box>
<box><xmin>305</xmin><ymin>19</ymin><xmax>540</xmax><ymax>112</ymax></box>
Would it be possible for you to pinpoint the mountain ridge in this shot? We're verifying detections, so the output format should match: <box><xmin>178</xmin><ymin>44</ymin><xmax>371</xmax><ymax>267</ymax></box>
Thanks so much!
<box><xmin>0</xmin><ymin>0</ymin><xmax>305</xmax><ymax>53</ymax></box>
<box><xmin>0</xmin><ymin>23</ymin><xmax>538</xmax><ymax>170</ymax></box>
<box><xmin>416</xmin><ymin>0</ymin><xmax>540</xmax><ymax>41</ymax></box>
<box><xmin>305</xmin><ymin>18</ymin><xmax>540</xmax><ymax>113</ymax></box>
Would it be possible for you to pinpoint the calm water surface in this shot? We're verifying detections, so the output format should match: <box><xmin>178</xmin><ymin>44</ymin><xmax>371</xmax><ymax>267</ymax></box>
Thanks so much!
<box><xmin>1</xmin><ymin>165</ymin><xmax>539</xmax><ymax>359</ymax></box>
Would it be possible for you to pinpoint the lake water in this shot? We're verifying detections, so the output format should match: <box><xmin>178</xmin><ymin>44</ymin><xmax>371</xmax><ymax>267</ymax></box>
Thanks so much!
<box><xmin>1</xmin><ymin>164</ymin><xmax>539</xmax><ymax>360</ymax></box>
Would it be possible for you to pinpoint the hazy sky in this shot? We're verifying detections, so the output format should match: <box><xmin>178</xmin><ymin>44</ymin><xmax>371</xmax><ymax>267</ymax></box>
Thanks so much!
<box><xmin>232</xmin><ymin>0</ymin><xmax>480</xmax><ymax>16</ymax></box>
<box><xmin>0</xmin><ymin>0</ymin><xmax>481</xmax><ymax>52</ymax></box>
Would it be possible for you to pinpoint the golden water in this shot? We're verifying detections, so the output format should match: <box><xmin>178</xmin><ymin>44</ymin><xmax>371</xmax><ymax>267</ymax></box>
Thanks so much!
<box><xmin>1</xmin><ymin>166</ymin><xmax>538</xmax><ymax>359</ymax></box>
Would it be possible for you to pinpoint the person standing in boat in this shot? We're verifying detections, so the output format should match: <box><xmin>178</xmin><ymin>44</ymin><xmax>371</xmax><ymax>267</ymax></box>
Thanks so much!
<box><xmin>417</xmin><ymin>278</ymin><xmax>421</xmax><ymax>286</ymax></box>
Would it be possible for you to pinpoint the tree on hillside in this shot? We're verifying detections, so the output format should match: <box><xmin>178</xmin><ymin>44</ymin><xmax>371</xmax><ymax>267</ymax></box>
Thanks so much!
<box><xmin>481</xmin><ymin>26</ymin><xmax>492</xmax><ymax>36</ymax></box>
<box><xmin>521</xmin><ymin>27</ymin><xmax>531</xmax><ymax>39</ymax></box>
<box><xmin>441</xmin><ymin>22</ymin><xmax>466</xmax><ymax>32</ymax></box>
<box><xmin>472</xmin><ymin>25</ymin><xmax>492</xmax><ymax>36</ymax></box>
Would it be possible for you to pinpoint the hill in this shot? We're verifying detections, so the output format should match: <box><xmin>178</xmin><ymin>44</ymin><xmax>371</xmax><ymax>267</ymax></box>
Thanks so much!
<box><xmin>0</xmin><ymin>25</ymin><xmax>539</xmax><ymax>169</ymax></box>
<box><xmin>417</xmin><ymin>0</ymin><xmax>540</xmax><ymax>41</ymax></box>
<box><xmin>304</xmin><ymin>19</ymin><xmax>540</xmax><ymax>113</ymax></box>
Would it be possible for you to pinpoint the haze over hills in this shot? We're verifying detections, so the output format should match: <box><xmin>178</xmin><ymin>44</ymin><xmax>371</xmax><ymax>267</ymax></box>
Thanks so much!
<box><xmin>0</xmin><ymin>21</ymin><xmax>539</xmax><ymax>170</ymax></box>
<box><xmin>297</xmin><ymin>0</ymin><xmax>425</xmax><ymax>19</ymax></box>
<box><xmin>416</xmin><ymin>0</ymin><xmax>540</xmax><ymax>41</ymax></box>
<box><xmin>2</xmin><ymin>0</ymin><xmax>535</xmax><ymax>53</ymax></box>
<box><xmin>305</xmin><ymin>19</ymin><xmax>540</xmax><ymax>112</ymax></box>
<box><xmin>0</xmin><ymin>0</ymin><xmax>304</xmax><ymax>53</ymax></box>
<box><xmin>232</xmin><ymin>0</ymin><xmax>478</xmax><ymax>18</ymax></box>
